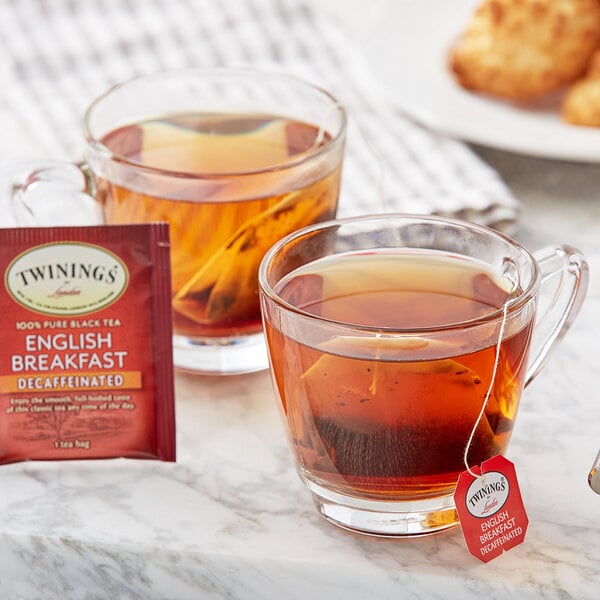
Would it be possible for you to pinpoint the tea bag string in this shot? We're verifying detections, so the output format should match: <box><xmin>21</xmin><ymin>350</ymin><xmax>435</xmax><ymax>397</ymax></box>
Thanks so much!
<box><xmin>462</xmin><ymin>292</ymin><xmax>513</xmax><ymax>479</ymax></box>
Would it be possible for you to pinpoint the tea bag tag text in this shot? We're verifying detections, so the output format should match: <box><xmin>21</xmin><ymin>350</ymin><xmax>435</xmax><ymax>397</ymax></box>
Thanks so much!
<box><xmin>454</xmin><ymin>455</ymin><xmax>528</xmax><ymax>563</ymax></box>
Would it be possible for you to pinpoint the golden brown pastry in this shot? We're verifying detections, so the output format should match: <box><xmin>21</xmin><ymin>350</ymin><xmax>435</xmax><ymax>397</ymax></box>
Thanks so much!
<box><xmin>562</xmin><ymin>49</ymin><xmax>600</xmax><ymax>126</ymax></box>
<box><xmin>449</xmin><ymin>0</ymin><xmax>600</xmax><ymax>102</ymax></box>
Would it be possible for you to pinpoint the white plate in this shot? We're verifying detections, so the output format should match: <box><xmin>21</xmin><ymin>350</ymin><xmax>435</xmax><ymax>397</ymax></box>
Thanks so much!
<box><xmin>361</xmin><ymin>0</ymin><xmax>600</xmax><ymax>162</ymax></box>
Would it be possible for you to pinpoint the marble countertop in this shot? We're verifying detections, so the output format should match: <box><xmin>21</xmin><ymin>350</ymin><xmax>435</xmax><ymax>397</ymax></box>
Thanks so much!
<box><xmin>2</xmin><ymin>2</ymin><xmax>600</xmax><ymax>599</ymax></box>
<box><xmin>2</xmin><ymin>154</ymin><xmax>599</xmax><ymax>600</ymax></box>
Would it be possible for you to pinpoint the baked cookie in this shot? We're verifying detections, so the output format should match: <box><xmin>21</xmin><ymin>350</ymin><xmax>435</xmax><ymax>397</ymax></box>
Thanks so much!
<box><xmin>449</xmin><ymin>0</ymin><xmax>600</xmax><ymax>101</ymax></box>
<box><xmin>562</xmin><ymin>49</ymin><xmax>600</xmax><ymax>125</ymax></box>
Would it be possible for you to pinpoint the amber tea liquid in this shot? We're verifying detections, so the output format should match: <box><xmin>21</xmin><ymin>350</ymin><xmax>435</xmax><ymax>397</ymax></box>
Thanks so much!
<box><xmin>265</xmin><ymin>251</ymin><xmax>533</xmax><ymax>501</ymax></box>
<box><xmin>98</xmin><ymin>112</ymin><xmax>341</xmax><ymax>338</ymax></box>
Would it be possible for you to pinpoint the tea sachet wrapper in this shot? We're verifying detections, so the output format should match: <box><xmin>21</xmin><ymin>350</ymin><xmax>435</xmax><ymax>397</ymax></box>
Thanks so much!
<box><xmin>0</xmin><ymin>224</ymin><xmax>175</xmax><ymax>463</ymax></box>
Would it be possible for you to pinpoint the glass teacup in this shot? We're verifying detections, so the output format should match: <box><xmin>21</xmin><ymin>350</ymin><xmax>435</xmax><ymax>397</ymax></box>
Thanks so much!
<box><xmin>259</xmin><ymin>214</ymin><xmax>588</xmax><ymax>536</ymax></box>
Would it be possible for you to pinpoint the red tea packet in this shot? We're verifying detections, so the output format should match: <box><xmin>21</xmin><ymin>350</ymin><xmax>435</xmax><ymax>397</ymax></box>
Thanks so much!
<box><xmin>0</xmin><ymin>224</ymin><xmax>176</xmax><ymax>463</ymax></box>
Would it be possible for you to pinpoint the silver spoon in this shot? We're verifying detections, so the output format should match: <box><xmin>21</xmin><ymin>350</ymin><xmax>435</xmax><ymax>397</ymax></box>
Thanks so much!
<box><xmin>589</xmin><ymin>449</ymin><xmax>600</xmax><ymax>494</ymax></box>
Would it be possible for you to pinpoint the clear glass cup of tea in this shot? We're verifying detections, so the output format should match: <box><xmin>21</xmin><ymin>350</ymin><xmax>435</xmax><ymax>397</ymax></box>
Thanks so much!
<box><xmin>6</xmin><ymin>67</ymin><xmax>346</xmax><ymax>375</ymax></box>
<box><xmin>258</xmin><ymin>214</ymin><xmax>588</xmax><ymax>537</ymax></box>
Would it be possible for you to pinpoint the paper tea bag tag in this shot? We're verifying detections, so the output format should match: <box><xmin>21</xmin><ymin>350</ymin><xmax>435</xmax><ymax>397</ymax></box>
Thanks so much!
<box><xmin>454</xmin><ymin>455</ymin><xmax>528</xmax><ymax>563</ymax></box>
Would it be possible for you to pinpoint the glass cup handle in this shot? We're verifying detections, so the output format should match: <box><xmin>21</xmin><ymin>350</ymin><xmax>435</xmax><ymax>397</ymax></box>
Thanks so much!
<box><xmin>525</xmin><ymin>244</ymin><xmax>589</xmax><ymax>387</ymax></box>
<box><xmin>1</xmin><ymin>159</ymin><xmax>101</xmax><ymax>226</ymax></box>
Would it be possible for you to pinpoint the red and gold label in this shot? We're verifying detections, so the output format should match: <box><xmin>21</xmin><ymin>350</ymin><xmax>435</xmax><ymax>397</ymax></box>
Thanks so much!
<box><xmin>0</xmin><ymin>224</ymin><xmax>175</xmax><ymax>463</ymax></box>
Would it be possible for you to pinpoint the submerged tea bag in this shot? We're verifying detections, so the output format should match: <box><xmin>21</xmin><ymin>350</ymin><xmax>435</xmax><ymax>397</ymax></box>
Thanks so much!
<box><xmin>0</xmin><ymin>223</ymin><xmax>176</xmax><ymax>463</ymax></box>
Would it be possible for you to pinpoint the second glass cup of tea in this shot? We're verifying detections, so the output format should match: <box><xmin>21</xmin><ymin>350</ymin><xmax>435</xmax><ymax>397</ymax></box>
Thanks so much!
<box><xmin>259</xmin><ymin>214</ymin><xmax>588</xmax><ymax>537</ymax></box>
<box><xmin>91</xmin><ymin>68</ymin><xmax>346</xmax><ymax>374</ymax></box>
<box><xmin>11</xmin><ymin>67</ymin><xmax>346</xmax><ymax>375</ymax></box>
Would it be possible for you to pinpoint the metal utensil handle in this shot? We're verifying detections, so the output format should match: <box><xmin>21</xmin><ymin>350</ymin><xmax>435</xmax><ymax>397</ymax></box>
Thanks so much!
<box><xmin>589</xmin><ymin>449</ymin><xmax>600</xmax><ymax>494</ymax></box>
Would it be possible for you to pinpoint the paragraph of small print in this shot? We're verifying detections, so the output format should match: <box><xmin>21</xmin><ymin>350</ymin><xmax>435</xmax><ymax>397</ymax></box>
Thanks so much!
<box><xmin>5</xmin><ymin>393</ymin><xmax>136</xmax><ymax>414</ymax></box>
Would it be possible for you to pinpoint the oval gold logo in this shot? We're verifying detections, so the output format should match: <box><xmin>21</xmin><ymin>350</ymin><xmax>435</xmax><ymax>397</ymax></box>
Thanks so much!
<box><xmin>5</xmin><ymin>242</ymin><xmax>129</xmax><ymax>316</ymax></box>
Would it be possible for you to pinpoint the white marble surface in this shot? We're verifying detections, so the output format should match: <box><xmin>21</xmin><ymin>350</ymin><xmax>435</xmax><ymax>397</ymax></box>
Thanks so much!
<box><xmin>1</xmin><ymin>286</ymin><xmax>599</xmax><ymax>600</ymax></box>
<box><xmin>1</xmin><ymin>163</ymin><xmax>598</xmax><ymax>600</ymax></box>
<box><xmin>2</xmin><ymin>2</ymin><xmax>600</xmax><ymax>599</ymax></box>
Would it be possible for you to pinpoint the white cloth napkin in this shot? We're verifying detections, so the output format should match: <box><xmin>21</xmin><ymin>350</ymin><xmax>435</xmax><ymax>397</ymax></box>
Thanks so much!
<box><xmin>0</xmin><ymin>0</ymin><xmax>520</xmax><ymax>229</ymax></box>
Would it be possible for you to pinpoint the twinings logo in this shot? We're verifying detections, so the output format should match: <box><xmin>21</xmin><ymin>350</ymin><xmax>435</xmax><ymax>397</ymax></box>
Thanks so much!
<box><xmin>5</xmin><ymin>242</ymin><xmax>129</xmax><ymax>316</ymax></box>
<box><xmin>466</xmin><ymin>471</ymin><xmax>509</xmax><ymax>518</ymax></box>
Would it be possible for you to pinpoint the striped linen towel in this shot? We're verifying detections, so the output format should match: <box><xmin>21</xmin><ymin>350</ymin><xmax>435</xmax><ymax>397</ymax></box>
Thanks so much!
<box><xmin>0</xmin><ymin>0</ymin><xmax>520</xmax><ymax>229</ymax></box>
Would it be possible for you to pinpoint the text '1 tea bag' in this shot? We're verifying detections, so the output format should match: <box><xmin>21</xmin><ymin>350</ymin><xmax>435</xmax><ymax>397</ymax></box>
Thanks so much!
<box><xmin>0</xmin><ymin>224</ymin><xmax>176</xmax><ymax>464</ymax></box>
